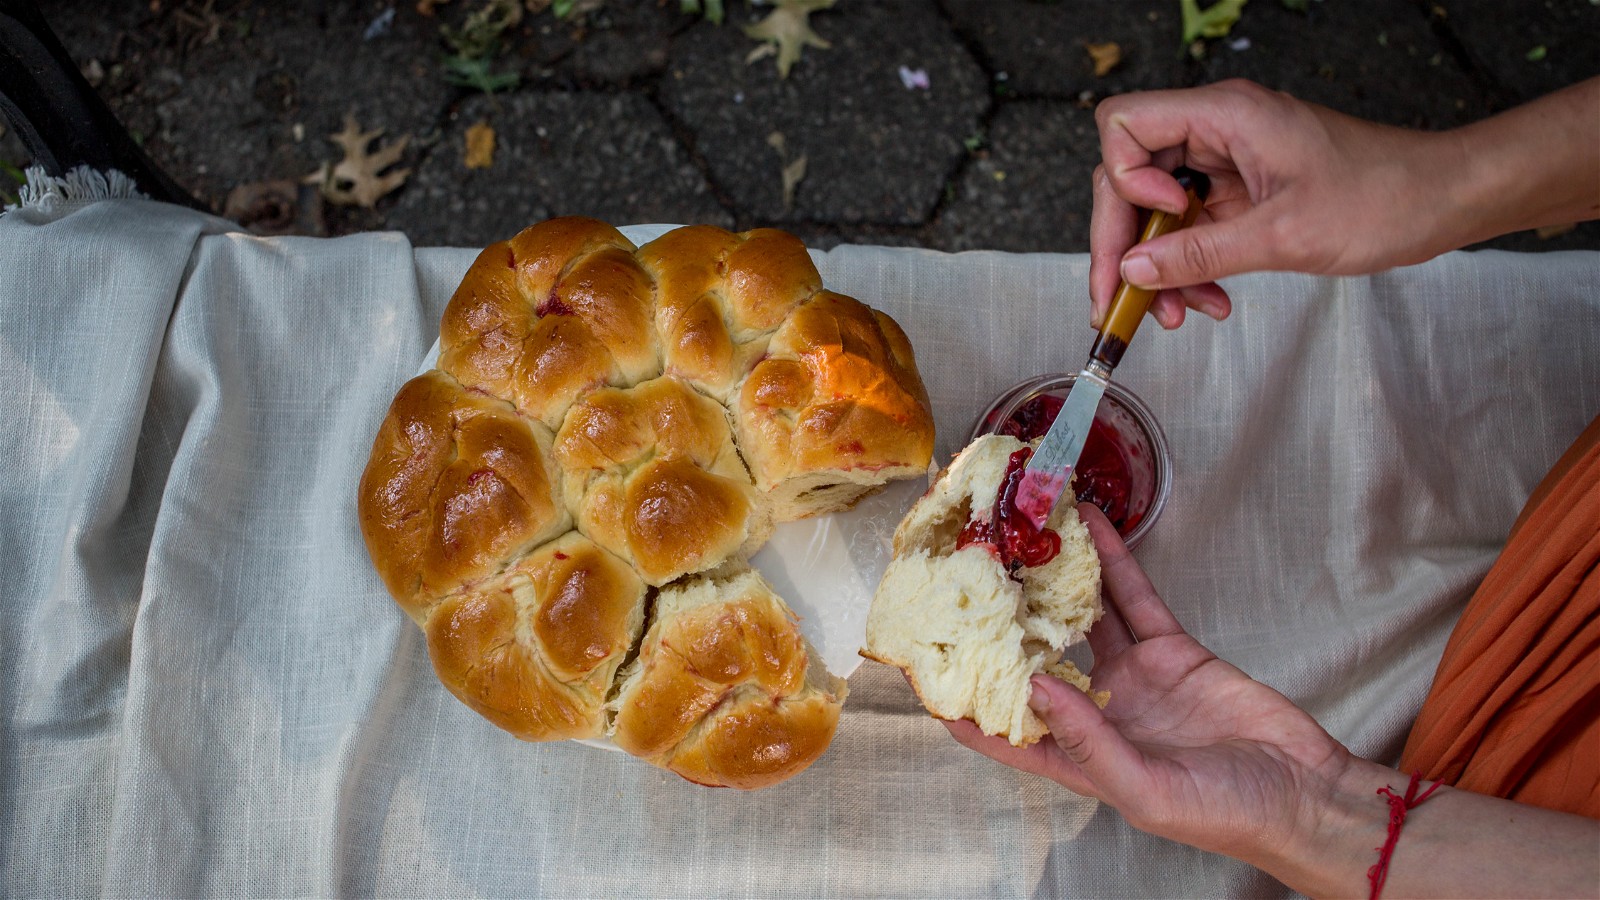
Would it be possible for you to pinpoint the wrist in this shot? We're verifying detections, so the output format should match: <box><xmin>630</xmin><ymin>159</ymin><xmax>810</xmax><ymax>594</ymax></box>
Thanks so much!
<box><xmin>1428</xmin><ymin>78</ymin><xmax>1600</xmax><ymax>249</ymax></box>
<box><xmin>1247</xmin><ymin>754</ymin><xmax>1403</xmax><ymax>898</ymax></box>
<box><xmin>1366</xmin><ymin>125</ymin><xmax>1483</xmax><ymax>268</ymax></box>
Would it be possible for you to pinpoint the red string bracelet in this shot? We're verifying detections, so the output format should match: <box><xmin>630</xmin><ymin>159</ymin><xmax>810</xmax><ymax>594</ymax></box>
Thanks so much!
<box><xmin>1367</xmin><ymin>771</ymin><xmax>1445</xmax><ymax>900</ymax></box>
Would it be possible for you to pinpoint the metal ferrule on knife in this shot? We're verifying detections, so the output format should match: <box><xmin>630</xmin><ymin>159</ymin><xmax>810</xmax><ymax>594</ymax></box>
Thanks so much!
<box><xmin>1014</xmin><ymin>166</ymin><xmax>1212</xmax><ymax>532</ymax></box>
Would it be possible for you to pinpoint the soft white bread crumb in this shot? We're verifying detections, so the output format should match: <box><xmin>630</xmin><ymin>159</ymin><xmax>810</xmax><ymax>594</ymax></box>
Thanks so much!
<box><xmin>863</xmin><ymin>433</ymin><xmax>1105</xmax><ymax>746</ymax></box>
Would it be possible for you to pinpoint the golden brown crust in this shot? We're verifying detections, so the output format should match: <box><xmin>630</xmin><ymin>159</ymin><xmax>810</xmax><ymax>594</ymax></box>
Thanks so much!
<box><xmin>357</xmin><ymin>370</ymin><xmax>568</xmax><ymax>619</ymax></box>
<box><xmin>553</xmin><ymin>376</ymin><xmax>763</xmax><ymax>585</ymax></box>
<box><xmin>737</xmin><ymin>292</ymin><xmax>935</xmax><ymax>517</ymax></box>
<box><xmin>425</xmin><ymin>533</ymin><xmax>646</xmax><ymax>741</ymax></box>
<box><xmin>609</xmin><ymin>572</ymin><xmax>846</xmax><ymax>789</ymax></box>
<box><xmin>358</xmin><ymin>217</ymin><xmax>931</xmax><ymax>786</ymax></box>
<box><xmin>638</xmin><ymin>225</ymin><xmax>821</xmax><ymax>400</ymax></box>
<box><xmin>439</xmin><ymin>218</ymin><xmax>658</xmax><ymax>428</ymax></box>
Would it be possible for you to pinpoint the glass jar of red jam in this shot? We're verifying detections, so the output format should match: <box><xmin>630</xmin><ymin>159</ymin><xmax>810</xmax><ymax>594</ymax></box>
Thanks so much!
<box><xmin>969</xmin><ymin>374</ymin><xmax>1172</xmax><ymax>550</ymax></box>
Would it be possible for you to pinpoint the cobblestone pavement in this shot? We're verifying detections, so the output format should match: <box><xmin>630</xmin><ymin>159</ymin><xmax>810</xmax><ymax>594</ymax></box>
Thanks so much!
<box><xmin>10</xmin><ymin>0</ymin><xmax>1599</xmax><ymax>253</ymax></box>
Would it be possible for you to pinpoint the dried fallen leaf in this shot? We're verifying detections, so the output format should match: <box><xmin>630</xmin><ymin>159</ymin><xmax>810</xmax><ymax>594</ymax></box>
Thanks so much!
<box><xmin>744</xmin><ymin>0</ymin><xmax>835</xmax><ymax>78</ymax></box>
<box><xmin>224</xmin><ymin>179</ymin><xmax>326</xmax><ymax>236</ymax></box>
<box><xmin>465</xmin><ymin>120</ymin><xmax>496</xmax><ymax>169</ymax></box>
<box><xmin>778</xmin><ymin>156</ymin><xmax>807</xmax><ymax>211</ymax></box>
<box><xmin>767</xmin><ymin>131</ymin><xmax>807</xmax><ymax>211</ymax></box>
<box><xmin>303</xmin><ymin>114</ymin><xmax>412</xmax><ymax>208</ymax></box>
<box><xmin>1085</xmin><ymin>41</ymin><xmax>1122</xmax><ymax>77</ymax></box>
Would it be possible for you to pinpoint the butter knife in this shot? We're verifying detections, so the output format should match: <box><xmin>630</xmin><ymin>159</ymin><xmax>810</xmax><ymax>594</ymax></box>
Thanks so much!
<box><xmin>1013</xmin><ymin>166</ymin><xmax>1211</xmax><ymax>531</ymax></box>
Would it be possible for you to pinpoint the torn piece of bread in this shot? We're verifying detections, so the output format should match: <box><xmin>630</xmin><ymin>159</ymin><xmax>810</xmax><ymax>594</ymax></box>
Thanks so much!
<box><xmin>862</xmin><ymin>433</ymin><xmax>1105</xmax><ymax>746</ymax></box>
<box><xmin>609</xmin><ymin>566</ymin><xmax>847</xmax><ymax>789</ymax></box>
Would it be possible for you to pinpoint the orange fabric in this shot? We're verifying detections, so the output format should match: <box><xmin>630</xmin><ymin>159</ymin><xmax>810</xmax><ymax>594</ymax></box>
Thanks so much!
<box><xmin>1401</xmin><ymin>413</ymin><xmax>1600</xmax><ymax>818</ymax></box>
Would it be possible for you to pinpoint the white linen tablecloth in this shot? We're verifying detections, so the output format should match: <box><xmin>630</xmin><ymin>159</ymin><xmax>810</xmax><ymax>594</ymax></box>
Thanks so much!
<box><xmin>2</xmin><ymin>197</ymin><xmax>1596</xmax><ymax>898</ymax></box>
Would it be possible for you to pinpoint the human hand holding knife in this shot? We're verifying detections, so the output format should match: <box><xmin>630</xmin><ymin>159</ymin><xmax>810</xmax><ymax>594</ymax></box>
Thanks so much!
<box><xmin>1013</xmin><ymin>167</ymin><xmax>1211</xmax><ymax>531</ymax></box>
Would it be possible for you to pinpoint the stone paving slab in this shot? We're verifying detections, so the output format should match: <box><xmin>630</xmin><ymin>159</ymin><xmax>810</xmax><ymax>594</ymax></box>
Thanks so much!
<box><xmin>11</xmin><ymin>0</ymin><xmax>1599</xmax><ymax>256</ymax></box>
<box><xmin>929</xmin><ymin>99</ymin><xmax>1101</xmax><ymax>254</ymax></box>
<box><xmin>942</xmin><ymin>0</ymin><xmax>1188</xmax><ymax>99</ymax></box>
<box><xmin>1437</xmin><ymin>0</ymin><xmax>1600</xmax><ymax>109</ymax></box>
<box><xmin>45</xmin><ymin>0</ymin><xmax>451</xmax><ymax>214</ymax></box>
<box><xmin>1193</xmin><ymin>0</ymin><xmax>1489</xmax><ymax>129</ymax></box>
<box><xmin>385</xmin><ymin>91</ymin><xmax>730</xmax><ymax>248</ymax></box>
<box><xmin>522</xmin><ymin>2</ymin><xmax>682</xmax><ymax>88</ymax></box>
<box><xmin>659</xmin><ymin>1</ymin><xmax>987</xmax><ymax>227</ymax></box>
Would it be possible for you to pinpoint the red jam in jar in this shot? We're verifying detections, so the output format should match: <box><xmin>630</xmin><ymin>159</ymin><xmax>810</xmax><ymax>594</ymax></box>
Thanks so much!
<box><xmin>954</xmin><ymin>446</ymin><xmax>1062</xmax><ymax>572</ymax></box>
<box><xmin>993</xmin><ymin>394</ymin><xmax>1142</xmax><ymax>535</ymax></box>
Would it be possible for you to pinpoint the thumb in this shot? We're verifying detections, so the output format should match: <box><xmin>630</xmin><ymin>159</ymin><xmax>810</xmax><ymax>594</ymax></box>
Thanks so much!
<box><xmin>1119</xmin><ymin>212</ymin><xmax>1280</xmax><ymax>290</ymax></box>
<box><xmin>1029</xmin><ymin>675</ymin><xmax>1145</xmax><ymax>800</ymax></box>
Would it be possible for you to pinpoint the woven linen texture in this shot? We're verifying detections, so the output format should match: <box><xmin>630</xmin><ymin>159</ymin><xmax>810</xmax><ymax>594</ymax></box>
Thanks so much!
<box><xmin>2</xmin><ymin>199</ymin><xmax>1596</xmax><ymax>897</ymax></box>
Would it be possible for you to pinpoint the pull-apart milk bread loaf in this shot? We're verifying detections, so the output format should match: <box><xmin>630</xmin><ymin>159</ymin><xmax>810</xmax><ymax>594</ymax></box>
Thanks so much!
<box><xmin>358</xmin><ymin>217</ymin><xmax>934</xmax><ymax>788</ymax></box>
<box><xmin>863</xmin><ymin>434</ymin><xmax>1106</xmax><ymax>746</ymax></box>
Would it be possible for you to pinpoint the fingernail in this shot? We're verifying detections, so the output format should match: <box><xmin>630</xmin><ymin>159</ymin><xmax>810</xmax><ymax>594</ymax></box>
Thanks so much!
<box><xmin>1028</xmin><ymin>679</ymin><xmax>1052</xmax><ymax>712</ymax></box>
<box><xmin>1089</xmin><ymin>306</ymin><xmax>1103</xmax><ymax>329</ymax></box>
<box><xmin>1154</xmin><ymin>303</ymin><xmax>1178</xmax><ymax>329</ymax></box>
<box><xmin>1121</xmin><ymin>253</ymin><xmax>1158</xmax><ymax>289</ymax></box>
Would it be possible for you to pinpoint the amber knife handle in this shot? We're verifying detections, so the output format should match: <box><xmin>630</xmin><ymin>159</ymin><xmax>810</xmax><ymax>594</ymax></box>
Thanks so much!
<box><xmin>1088</xmin><ymin>166</ymin><xmax>1212</xmax><ymax>371</ymax></box>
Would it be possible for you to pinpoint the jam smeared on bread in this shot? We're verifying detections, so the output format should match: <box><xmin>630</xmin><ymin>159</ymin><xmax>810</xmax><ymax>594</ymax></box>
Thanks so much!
<box><xmin>998</xmin><ymin>394</ymin><xmax>1137</xmax><ymax>534</ymax></box>
<box><xmin>862</xmin><ymin>433</ymin><xmax>1105</xmax><ymax>748</ymax></box>
<box><xmin>955</xmin><ymin>447</ymin><xmax>1062</xmax><ymax>571</ymax></box>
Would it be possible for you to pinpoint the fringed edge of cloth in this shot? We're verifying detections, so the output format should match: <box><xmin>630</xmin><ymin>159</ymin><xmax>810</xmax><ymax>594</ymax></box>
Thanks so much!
<box><xmin>3</xmin><ymin>164</ymin><xmax>148</xmax><ymax>215</ymax></box>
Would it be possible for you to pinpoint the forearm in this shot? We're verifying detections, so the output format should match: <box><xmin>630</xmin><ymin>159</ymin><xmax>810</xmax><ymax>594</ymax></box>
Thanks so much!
<box><xmin>1256</xmin><ymin>756</ymin><xmax>1600</xmax><ymax>898</ymax></box>
<box><xmin>1436</xmin><ymin>77</ymin><xmax>1600</xmax><ymax>253</ymax></box>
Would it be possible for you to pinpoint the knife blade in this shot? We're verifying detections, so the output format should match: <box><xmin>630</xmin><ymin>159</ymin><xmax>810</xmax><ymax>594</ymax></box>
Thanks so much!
<box><xmin>1014</xmin><ymin>166</ymin><xmax>1212</xmax><ymax>532</ymax></box>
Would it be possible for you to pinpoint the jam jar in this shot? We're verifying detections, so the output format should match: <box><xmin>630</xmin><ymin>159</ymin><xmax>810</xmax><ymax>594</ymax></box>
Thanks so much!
<box><xmin>971</xmin><ymin>374</ymin><xmax>1172</xmax><ymax>550</ymax></box>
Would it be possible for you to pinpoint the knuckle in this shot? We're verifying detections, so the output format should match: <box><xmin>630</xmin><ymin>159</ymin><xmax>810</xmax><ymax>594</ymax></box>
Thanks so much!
<box><xmin>1093</xmin><ymin>99</ymin><xmax>1112</xmax><ymax>127</ymax></box>
<box><xmin>1051</xmin><ymin>727</ymin><xmax>1095</xmax><ymax>765</ymax></box>
<box><xmin>1216</xmin><ymin>78</ymin><xmax>1279</xmax><ymax>123</ymax></box>
<box><xmin>1093</xmin><ymin>96</ymin><xmax>1125</xmax><ymax>131</ymax></box>
<box><xmin>1177</xmin><ymin>234</ymin><xmax>1220</xmax><ymax>280</ymax></box>
<box><xmin>1216</xmin><ymin>77</ymin><xmax>1266</xmax><ymax>100</ymax></box>
<box><xmin>1265</xmin><ymin>215</ymin><xmax>1313</xmax><ymax>268</ymax></box>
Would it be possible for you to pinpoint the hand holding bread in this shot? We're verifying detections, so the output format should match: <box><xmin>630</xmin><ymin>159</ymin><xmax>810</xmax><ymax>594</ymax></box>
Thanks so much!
<box><xmin>863</xmin><ymin>434</ymin><xmax>1108</xmax><ymax>746</ymax></box>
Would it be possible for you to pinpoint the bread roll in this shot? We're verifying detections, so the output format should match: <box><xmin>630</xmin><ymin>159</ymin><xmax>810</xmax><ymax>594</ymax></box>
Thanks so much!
<box><xmin>426</xmin><ymin>532</ymin><xmax>646</xmax><ymax>741</ymax></box>
<box><xmin>438</xmin><ymin>218</ymin><xmax>660</xmax><ymax>429</ymax></box>
<box><xmin>552</xmin><ymin>375</ymin><xmax>769</xmax><ymax>586</ymax></box>
<box><xmin>737</xmin><ymin>291</ymin><xmax>935</xmax><ymax>520</ymax></box>
<box><xmin>609</xmin><ymin>568</ymin><xmax>847</xmax><ymax>789</ymax></box>
<box><xmin>862</xmin><ymin>434</ymin><xmax>1105</xmax><ymax>746</ymax></box>
<box><xmin>357</xmin><ymin>369</ymin><xmax>569</xmax><ymax>619</ymax></box>
<box><xmin>358</xmin><ymin>217</ymin><xmax>935</xmax><ymax>788</ymax></box>
<box><xmin>637</xmin><ymin>225</ymin><xmax>821</xmax><ymax>401</ymax></box>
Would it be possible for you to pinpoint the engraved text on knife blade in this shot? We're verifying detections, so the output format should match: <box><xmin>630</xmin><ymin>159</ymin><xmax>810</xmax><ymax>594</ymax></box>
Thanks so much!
<box><xmin>1015</xmin><ymin>373</ymin><xmax>1107</xmax><ymax>529</ymax></box>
